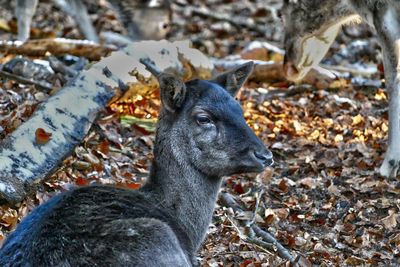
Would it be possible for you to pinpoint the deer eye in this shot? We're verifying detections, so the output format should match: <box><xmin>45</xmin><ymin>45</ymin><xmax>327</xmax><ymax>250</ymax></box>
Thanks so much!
<box><xmin>195</xmin><ymin>114</ymin><xmax>212</xmax><ymax>125</ymax></box>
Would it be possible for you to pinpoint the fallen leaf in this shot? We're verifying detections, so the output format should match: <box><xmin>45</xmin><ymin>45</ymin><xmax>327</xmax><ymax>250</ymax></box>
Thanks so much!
<box><xmin>35</xmin><ymin>128</ymin><xmax>52</xmax><ymax>145</ymax></box>
<box><xmin>278</xmin><ymin>179</ymin><xmax>289</xmax><ymax>193</ymax></box>
<box><xmin>120</xmin><ymin>115</ymin><xmax>157</xmax><ymax>133</ymax></box>
<box><xmin>382</xmin><ymin>209</ymin><xmax>397</xmax><ymax>230</ymax></box>
<box><xmin>352</xmin><ymin>114</ymin><xmax>364</xmax><ymax>126</ymax></box>
<box><xmin>75</xmin><ymin>176</ymin><xmax>89</xmax><ymax>186</ymax></box>
<box><xmin>297</xmin><ymin>177</ymin><xmax>317</xmax><ymax>189</ymax></box>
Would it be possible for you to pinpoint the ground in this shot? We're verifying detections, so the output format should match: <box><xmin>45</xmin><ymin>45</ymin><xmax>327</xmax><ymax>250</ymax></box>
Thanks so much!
<box><xmin>0</xmin><ymin>0</ymin><xmax>399</xmax><ymax>266</ymax></box>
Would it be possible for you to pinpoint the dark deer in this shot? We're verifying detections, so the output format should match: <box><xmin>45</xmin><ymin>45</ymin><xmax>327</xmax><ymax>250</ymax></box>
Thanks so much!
<box><xmin>0</xmin><ymin>61</ymin><xmax>273</xmax><ymax>266</ymax></box>
<box><xmin>281</xmin><ymin>0</ymin><xmax>400</xmax><ymax>178</ymax></box>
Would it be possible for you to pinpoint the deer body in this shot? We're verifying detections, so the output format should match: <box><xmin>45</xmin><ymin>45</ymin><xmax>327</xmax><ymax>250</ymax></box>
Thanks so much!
<box><xmin>0</xmin><ymin>62</ymin><xmax>273</xmax><ymax>266</ymax></box>
<box><xmin>282</xmin><ymin>0</ymin><xmax>400</xmax><ymax>178</ymax></box>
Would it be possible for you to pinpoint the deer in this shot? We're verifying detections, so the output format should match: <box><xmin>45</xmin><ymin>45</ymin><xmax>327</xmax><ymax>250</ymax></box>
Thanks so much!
<box><xmin>0</xmin><ymin>61</ymin><xmax>273</xmax><ymax>266</ymax></box>
<box><xmin>281</xmin><ymin>0</ymin><xmax>400</xmax><ymax>178</ymax></box>
<box><xmin>15</xmin><ymin>0</ymin><xmax>171</xmax><ymax>43</ymax></box>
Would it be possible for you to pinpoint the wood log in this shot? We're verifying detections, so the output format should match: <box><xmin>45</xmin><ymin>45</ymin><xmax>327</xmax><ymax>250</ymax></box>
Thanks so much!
<box><xmin>0</xmin><ymin>38</ymin><xmax>115</xmax><ymax>61</ymax></box>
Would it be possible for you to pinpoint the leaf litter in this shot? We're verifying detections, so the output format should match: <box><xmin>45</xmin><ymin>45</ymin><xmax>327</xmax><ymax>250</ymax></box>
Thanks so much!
<box><xmin>0</xmin><ymin>0</ymin><xmax>399</xmax><ymax>266</ymax></box>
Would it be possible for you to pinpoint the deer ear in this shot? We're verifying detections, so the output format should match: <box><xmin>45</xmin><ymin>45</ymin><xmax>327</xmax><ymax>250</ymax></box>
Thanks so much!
<box><xmin>211</xmin><ymin>62</ymin><xmax>254</xmax><ymax>97</ymax></box>
<box><xmin>158</xmin><ymin>73</ymin><xmax>186</xmax><ymax>112</ymax></box>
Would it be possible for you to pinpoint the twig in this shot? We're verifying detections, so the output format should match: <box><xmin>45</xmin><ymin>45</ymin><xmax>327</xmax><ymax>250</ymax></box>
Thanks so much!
<box><xmin>261</xmin><ymin>84</ymin><xmax>314</xmax><ymax>100</ymax></box>
<box><xmin>100</xmin><ymin>31</ymin><xmax>133</xmax><ymax>47</ymax></box>
<box><xmin>225</xmin><ymin>208</ymin><xmax>275</xmax><ymax>257</ymax></box>
<box><xmin>246</xmin><ymin>237</ymin><xmax>277</xmax><ymax>253</ymax></box>
<box><xmin>320</xmin><ymin>63</ymin><xmax>376</xmax><ymax>77</ymax></box>
<box><xmin>0</xmin><ymin>70</ymin><xmax>54</xmax><ymax>92</ymax></box>
<box><xmin>225</xmin><ymin>214</ymin><xmax>247</xmax><ymax>240</ymax></box>
<box><xmin>220</xmin><ymin>192</ymin><xmax>298</xmax><ymax>265</ymax></box>
<box><xmin>252</xmin><ymin>224</ymin><xmax>297</xmax><ymax>263</ymax></box>
<box><xmin>48</xmin><ymin>56</ymin><xmax>78</xmax><ymax>77</ymax></box>
<box><xmin>0</xmin><ymin>38</ymin><xmax>116</xmax><ymax>61</ymax></box>
<box><xmin>247</xmin><ymin>188</ymin><xmax>264</xmax><ymax>227</ymax></box>
<box><xmin>139</xmin><ymin>58</ymin><xmax>162</xmax><ymax>77</ymax></box>
<box><xmin>249</xmin><ymin>84</ymin><xmax>313</xmax><ymax>102</ymax></box>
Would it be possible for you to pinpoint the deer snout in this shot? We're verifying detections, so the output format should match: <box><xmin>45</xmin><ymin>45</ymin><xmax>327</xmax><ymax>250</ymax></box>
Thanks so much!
<box><xmin>253</xmin><ymin>150</ymin><xmax>273</xmax><ymax>168</ymax></box>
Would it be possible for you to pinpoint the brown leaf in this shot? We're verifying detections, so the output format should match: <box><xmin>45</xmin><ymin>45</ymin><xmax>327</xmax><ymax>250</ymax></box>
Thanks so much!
<box><xmin>98</xmin><ymin>139</ymin><xmax>110</xmax><ymax>155</ymax></box>
<box><xmin>273</xmin><ymin>208</ymin><xmax>289</xmax><ymax>220</ymax></box>
<box><xmin>278</xmin><ymin>179</ymin><xmax>289</xmax><ymax>193</ymax></box>
<box><xmin>297</xmin><ymin>177</ymin><xmax>317</xmax><ymax>189</ymax></box>
<box><xmin>75</xmin><ymin>176</ymin><xmax>89</xmax><ymax>186</ymax></box>
<box><xmin>234</xmin><ymin>182</ymin><xmax>245</xmax><ymax>194</ymax></box>
<box><xmin>382</xmin><ymin>209</ymin><xmax>397</xmax><ymax>230</ymax></box>
<box><xmin>35</xmin><ymin>128</ymin><xmax>52</xmax><ymax>145</ymax></box>
<box><xmin>296</xmin><ymin>255</ymin><xmax>313</xmax><ymax>267</ymax></box>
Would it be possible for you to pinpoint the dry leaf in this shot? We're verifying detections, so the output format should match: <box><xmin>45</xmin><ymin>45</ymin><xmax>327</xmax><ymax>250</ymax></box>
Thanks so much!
<box><xmin>35</xmin><ymin>128</ymin><xmax>52</xmax><ymax>145</ymax></box>
<box><xmin>382</xmin><ymin>209</ymin><xmax>397</xmax><ymax>230</ymax></box>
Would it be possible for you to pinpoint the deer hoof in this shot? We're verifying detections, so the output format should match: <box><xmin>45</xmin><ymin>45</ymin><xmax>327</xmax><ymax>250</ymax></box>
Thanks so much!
<box><xmin>380</xmin><ymin>155</ymin><xmax>400</xmax><ymax>178</ymax></box>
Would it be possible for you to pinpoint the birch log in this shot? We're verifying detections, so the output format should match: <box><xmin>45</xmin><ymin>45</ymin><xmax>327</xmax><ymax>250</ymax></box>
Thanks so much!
<box><xmin>0</xmin><ymin>40</ymin><xmax>213</xmax><ymax>203</ymax></box>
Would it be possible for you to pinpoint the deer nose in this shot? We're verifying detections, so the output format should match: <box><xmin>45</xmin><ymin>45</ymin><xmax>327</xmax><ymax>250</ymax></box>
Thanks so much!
<box><xmin>283</xmin><ymin>61</ymin><xmax>299</xmax><ymax>80</ymax></box>
<box><xmin>254</xmin><ymin>150</ymin><xmax>273</xmax><ymax>167</ymax></box>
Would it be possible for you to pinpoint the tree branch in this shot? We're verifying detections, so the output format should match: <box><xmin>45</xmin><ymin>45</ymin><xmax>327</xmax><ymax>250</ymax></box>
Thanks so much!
<box><xmin>220</xmin><ymin>192</ymin><xmax>298</xmax><ymax>265</ymax></box>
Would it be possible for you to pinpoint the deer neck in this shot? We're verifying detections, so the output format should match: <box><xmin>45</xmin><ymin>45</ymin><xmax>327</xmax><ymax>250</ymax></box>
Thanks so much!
<box><xmin>142</xmin><ymin>124</ymin><xmax>223</xmax><ymax>255</ymax></box>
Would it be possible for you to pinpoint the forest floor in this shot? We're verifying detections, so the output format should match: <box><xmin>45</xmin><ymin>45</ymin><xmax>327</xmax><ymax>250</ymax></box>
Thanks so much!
<box><xmin>0</xmin><ymin>0</ymin><xmax>399</xmax><ymax>266</ymax></box>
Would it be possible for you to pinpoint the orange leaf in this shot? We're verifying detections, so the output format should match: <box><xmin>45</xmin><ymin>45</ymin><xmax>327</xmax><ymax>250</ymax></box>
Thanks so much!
<box><xmin>240</xmin><ymin>259</ymin><xmax>253</xmax><ymax>267</ymax></box>
<box><xmin>117</xmin><ymin>182</ymin><xmax>142</xmax><ymax>190</ymax></box>
<box><xmin>35</xmin><ymin>128</ymin><xmax>52</xmax><ymax>145</ymax></box>
<box><xmin>76</xmin><ymin>176</ymin><xmax>89</xmax><ymax>186</ymax></box>
<box><xmin>125</xmin><ymin>183</ymin><xmax>142</xmax><ymax>190</ymax></box>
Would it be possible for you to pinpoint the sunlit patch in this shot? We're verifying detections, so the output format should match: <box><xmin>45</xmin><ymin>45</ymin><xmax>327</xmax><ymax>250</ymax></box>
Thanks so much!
<box><xmin>148</xmin><ymin>0</ymin><xmax>163</xmax><ymax>7</ymax></box>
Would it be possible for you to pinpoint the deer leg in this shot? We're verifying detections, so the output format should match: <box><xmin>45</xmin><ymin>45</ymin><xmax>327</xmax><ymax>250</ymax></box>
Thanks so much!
<box><xmin>15</xmin><ymin>0</ymin><xmax>38</xmax><ymax>41</ymax></box>
<box><xmin>60</xmin><ymin>0</ymin><xmax>99</xmax><ymax>42</ymax></box>
<box><xmin>374</xmin><ymin>5</ymin><xmax>400</xmax><ymax>177</ymax></box>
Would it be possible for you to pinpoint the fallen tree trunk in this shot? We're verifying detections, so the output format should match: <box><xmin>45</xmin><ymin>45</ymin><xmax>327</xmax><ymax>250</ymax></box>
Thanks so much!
<box><xmin>0</xmin><ymin>38</ymin><xmax>116</xmax><ymax>61</ymax></box>
<box><xmin>212</xmin><ymin>57</ymin><xmax>285</xmax><ymax>82</ymax></box>
<box><xmin>0</xmin><ymin>40</ymin><xmax>213</xmax><ymax>203</ymax></box>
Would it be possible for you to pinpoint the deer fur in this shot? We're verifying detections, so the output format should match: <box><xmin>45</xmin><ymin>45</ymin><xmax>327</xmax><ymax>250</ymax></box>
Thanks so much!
<box><xmin>282</xmin><ymin>0</ymin><xmax>400</xmax><ymax>178</ymax></box>
<box><xmin>0</xmin><ymin>62</ymin><xmax>273</xmax><ymax>266</ymax></box>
